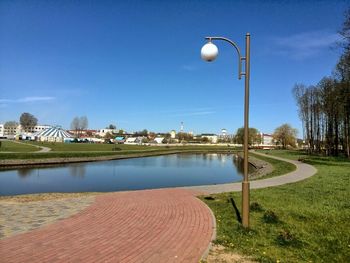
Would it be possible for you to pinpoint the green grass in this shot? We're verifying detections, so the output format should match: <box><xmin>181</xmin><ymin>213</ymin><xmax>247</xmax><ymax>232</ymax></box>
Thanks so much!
<box><xmin>202</xmin><ymin>150</ymin><xmax>350</xmax><ymax>263</ymax></box>
<box><xmin>250</xmin><ymin>152</ymin><xmax>296</xmax><ymax>179</ymax></box>
<box><xmin>256</xmin><ymin>149</ymin><xmax>308</xmax><ymax>161</ymax></box>
<box><xmin>22</xmin><ymin>141</ymin><xmax>160</xmax><ymax>152</ymax></box>
<box><xmin>0</xmin><ymin>145</ymin><xmax>240</xmax><ymax>160</ymax></box>
<box><xmin>0</xmin><ymin>141</ymin><xmax>39</xmax><ymax>153</ymax></box>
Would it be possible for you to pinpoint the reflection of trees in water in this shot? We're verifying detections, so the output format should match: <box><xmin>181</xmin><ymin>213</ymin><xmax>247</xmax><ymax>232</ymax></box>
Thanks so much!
<box><xmin>233</xmin><ymin>155</ymin><xmax>244</xmax><ymax>174</ymax></box>
<box><xmin>17</xmin><ymin>168</ymin><xmax>34</xmax><ymax>178</ymax></box>
<box><xmin>176</xmin><ymin>154</ymin><xmax>192</xmax><ymax>159</ymax></box>
<box><xmin>217</xmin><ymin>154</ymin><xmax>229</xmax><ymax>164</ymax></box>
<box><xmin>69</xmin><ymin>165</ymin><xmax>86</xmax><ymax>178</ymax></box>
<box><xmin>232</xmin><ymin>155</ymin><xmax>254</xmax><ymax>174</ymax></box>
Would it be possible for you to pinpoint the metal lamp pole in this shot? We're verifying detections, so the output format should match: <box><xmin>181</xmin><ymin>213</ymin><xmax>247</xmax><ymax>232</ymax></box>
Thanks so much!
<box><xmin>201</xmin><ymin>33</ymin><xmax>251</xmax><ymax>228</ymax></box>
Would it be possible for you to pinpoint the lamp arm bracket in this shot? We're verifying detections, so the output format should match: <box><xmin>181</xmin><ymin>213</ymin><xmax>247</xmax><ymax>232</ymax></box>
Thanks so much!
<box><xmin>206</xmin><ymin>36</ymin><xmax>243</xmax><ymax>80</ymax></box>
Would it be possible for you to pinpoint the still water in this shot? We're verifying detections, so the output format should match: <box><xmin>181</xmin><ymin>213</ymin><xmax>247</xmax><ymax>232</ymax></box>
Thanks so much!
<box><xmin>0</xmin><ymin>154</ymin><xmax>244</xmax><ymax>196</ymax></box>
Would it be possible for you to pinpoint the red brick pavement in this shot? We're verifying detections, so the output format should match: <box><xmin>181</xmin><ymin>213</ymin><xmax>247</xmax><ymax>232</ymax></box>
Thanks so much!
<box><xmin>0</xmin><ymin>189</ymin><xmax>214</xmax><ymax>263</ymax></box>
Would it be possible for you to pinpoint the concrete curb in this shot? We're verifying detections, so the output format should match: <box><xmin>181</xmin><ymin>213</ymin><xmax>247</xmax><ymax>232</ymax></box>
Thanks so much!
<box><xmin>200</xmin><ymin>200</ymin><xmax>217</xmax><ymax>261</ymax></box>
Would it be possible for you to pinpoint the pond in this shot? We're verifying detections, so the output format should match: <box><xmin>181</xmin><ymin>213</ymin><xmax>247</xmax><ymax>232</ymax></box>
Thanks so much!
<box><xmin>0</xmin><ymin>153</ymin><xmax>245</xmax><ymax>196</ymax></box>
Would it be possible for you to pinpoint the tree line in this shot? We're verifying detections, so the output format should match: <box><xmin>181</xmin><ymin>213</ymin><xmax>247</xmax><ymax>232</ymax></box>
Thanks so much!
<box><xmin>293</xmin><ymin>9</ymin><xmax>350</xmax><ymax>157</ymax></box>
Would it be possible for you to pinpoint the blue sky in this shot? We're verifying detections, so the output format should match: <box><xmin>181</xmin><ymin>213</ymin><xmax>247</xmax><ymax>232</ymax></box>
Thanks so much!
<box><xmin>0</xmin><ymin>0</ymin><xmax>348</xmax><ymax>135</ymax></box>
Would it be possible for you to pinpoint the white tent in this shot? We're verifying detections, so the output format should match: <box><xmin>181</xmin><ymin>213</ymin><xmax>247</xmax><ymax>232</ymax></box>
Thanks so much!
<box><xmin>34</xmin><ymin>127</ymin><xmax>73</xmax><ymax>142</ymax></box>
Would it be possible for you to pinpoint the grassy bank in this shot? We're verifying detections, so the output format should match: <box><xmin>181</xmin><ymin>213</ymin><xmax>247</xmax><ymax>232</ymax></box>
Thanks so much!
<box><xmin>0</xmin><ymin>145</ymin><xmax>239</xmax><ymax>160</ymax></box>
<box><xmin>249</xmin><ymin>152</ymin><xmax>296</xmax><ymax>180</ymax></box>
<box><xmin>0</xmin><ymin>141</ymin><xmax>39</xmax><ymax>153</ymax></box>
<box><xmin>202</xmin><ymin>151</ymin><xmax>350</xmax><ymax>263</ymax></box>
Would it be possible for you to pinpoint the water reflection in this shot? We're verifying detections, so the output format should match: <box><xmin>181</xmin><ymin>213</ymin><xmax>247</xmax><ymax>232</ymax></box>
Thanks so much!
<box><xmin>17</xmin><ymin>168</ymin><xmax>34</xmax><ymax>178</ymax></box>
<box><xmin>69</xmin><ymin>165</ymin><xmax>86</xmax><ymax>178</ymax></box>
<box><xmin>1</xmin><ymin>154</ymin><xmax>244</xmax><ymax>196</ymax></box>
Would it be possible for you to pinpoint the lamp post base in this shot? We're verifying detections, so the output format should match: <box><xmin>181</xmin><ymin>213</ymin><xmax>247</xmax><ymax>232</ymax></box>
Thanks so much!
<box><xmin>242</xmin><ymin>181</ymin><xmax>250</xmax><ymax>228</ymax></box>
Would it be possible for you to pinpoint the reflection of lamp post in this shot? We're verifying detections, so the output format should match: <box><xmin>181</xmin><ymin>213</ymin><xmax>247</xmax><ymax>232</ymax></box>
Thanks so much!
<box><xmin>201</xmin><ymin>33</ymin><xmax>251</xmax><ymax>228</ymax></box>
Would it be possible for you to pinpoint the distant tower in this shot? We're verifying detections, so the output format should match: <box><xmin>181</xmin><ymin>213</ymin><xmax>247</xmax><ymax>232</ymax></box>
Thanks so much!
<box><xmin>180</xmin><ymin>122</ymin><xmax>184</xmax><ymax>132</ymax></box>
<box><xmin>221</xmin><ymin>128</ymin><xmax>227</xmax><ymax>136</ymax></box>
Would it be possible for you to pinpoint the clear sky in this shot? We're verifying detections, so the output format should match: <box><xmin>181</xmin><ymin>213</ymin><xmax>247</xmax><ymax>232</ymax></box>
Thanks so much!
<box><xmin>0</xmin><ymin>0</ymin><xmax>348</xmax><ymax>135</ymax></box>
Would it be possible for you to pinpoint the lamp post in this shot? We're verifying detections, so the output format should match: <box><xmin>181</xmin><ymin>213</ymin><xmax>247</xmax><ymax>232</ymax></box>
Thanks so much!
<box><xmin>201</xmin><ymin>33</ymin><xmax>251</xmax><ymax>228</ymax></box>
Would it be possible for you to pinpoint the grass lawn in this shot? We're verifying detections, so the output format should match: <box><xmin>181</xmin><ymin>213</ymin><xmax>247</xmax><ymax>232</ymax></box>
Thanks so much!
<box><xmin>0</xmin><ymin>141</ymin><xmax>39</xmax><ymax>153</ymax></box>
<box><xmin>22</xmin><ymin>141</ymin><xmax>160</xmax><ymax>152</ymax></box>
<box><xmin>250</xmin><ymin>152</ymin><xmax>296</xmax><ymax>180</ymax></box>
<box><xmin>0</xmin><ymin>143</ymin><xmax>240</xmax><ymax>159</ymax></box>
<box><xmin>202</xmin><ymin>150</ymin><xmax>350</xmax><ymax>263</ymax></box>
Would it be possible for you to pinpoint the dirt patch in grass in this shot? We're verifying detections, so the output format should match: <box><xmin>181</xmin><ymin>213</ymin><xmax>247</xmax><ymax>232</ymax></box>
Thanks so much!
<box><xmin>204</xmin><ymin>244</ymin><xmax>256</xmax><ymax>263</ymax></box>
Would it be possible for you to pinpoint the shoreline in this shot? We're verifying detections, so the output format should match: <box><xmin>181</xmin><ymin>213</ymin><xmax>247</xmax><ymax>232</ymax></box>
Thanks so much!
<box><xmin>0</xmin><ymin>150</ymin><xmax>243</xmax><ymax>170</ymax></box>
<box><xmin>0</xmin><ymin>151</ymin><xmax>275</xmax><ymax>200</ymax></box>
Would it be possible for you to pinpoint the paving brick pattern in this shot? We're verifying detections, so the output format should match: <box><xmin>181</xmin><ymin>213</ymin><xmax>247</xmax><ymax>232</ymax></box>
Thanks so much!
<box><xmin>0</xmin><ymin>189</ymin><xmax>213</xmax><ymax>263</ymax></box>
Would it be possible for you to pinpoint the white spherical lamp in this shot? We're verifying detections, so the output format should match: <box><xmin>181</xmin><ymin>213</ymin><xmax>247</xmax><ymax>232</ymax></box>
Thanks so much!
<box><xmin>201</xmin><ymin>42</ymin><xmax>218</xmax><ymax>62</ymax></box>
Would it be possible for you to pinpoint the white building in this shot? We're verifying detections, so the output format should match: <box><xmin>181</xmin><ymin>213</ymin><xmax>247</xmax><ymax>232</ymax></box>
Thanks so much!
<box><xmin>124</xmin><ymin>137</ymin><xmax>145</xmax><ymax>145</ymax></box>
<box><xmin>170</xmin><ymin>130</ymin><xmax>176</xmax><ymax>139</ymax></box>
<box><xmin>98</xmin><ymin>128</ymin><xmax>118</xmax><ymax>137</ymax></box>
<box><xmin>201</xmin><ymin>134</ymin><xmax>218</xmax><ymax>143</ymax></box>
<box><xmin>20</xmin><ymin>125</ymin><xmax>52</xmax><ymax>134</ymax></box>
<box><xmin>0</xmin><ymin>124</ymin><xmax>4</xmax><ymax>137</ymax></box>
<box><xmin>260</xmin><ymin>133</ymin><xmax>274</xmax><ymax>148</ymax></box>
<box><xmin>3</xmin><ymin>124</ymin><xmax>19</xmax><ymax>137</ymax></box>
<box><xmin>153</xmin><ymin>137</ymin><xmax>164</xmax><ymax>144</ymax></box>
<box><xmin>34</xmin><ymin>126</ymin><xmax>73</xmax><ymax>143</ymax></box>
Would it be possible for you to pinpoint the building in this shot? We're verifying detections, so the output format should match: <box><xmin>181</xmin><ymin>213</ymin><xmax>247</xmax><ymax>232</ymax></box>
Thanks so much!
<box><xmin>0</xmin><ymin>124</ymin><xmax>4</xmax><ymax>137</ymax></box>
<box><xmin>259</xmin><ymin>133</ymin><xmax>275</xmax><ymax>148</ymax></box>
<box><xmin>170</xmin><ymin>130</ymin><xmax>176</xmax><ymax>139</ymax></box>
<box><xmin>34</xmin><ymin>126</ymin><xmax>73</xmax><ymax>143</ymax></box>
<box><xmin>124</xmin><ymin>137</ymin><xmax>145</xmax><ymax>145</ymax></box>
<box><xmin>68</xmin><ymin>129</ymin><xmax>98</xmax><ymax>137</ymax></box>
<box><xmin>97</xmin><ymin>128</ymin><xmax>118</xmax><ymax>137</ymax></box>
<box><xmin>218</xmin><ymin>128</ymin><xmax>234</xmax><ymax>142</ymax></box>
<box><xmin>153</xmin><ymin>137</ymin><xmax>164</xmax><ymax>144</ymax></box>
<box><xmin>201</xmin><ymin>134</ymin><xmax>218</xmax><ymax>143</ymax></box>
<box><xmin>20</xmin><ymin>124</ymin><xmax>51</xmax><ymax>134</ymax></box>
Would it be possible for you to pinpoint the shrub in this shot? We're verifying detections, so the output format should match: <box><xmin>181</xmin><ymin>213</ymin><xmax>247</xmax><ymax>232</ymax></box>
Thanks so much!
<box><xmin>250</xmin><ymin>202</ymin><xmax>264</xmax><ymax>212</ymax></box>
<box><xmin>276</xmin><ymin>229</ymin><xmax>299</xmax><ymax>246</ymax></box>
<box><xmin>262</xmin><ymin>210</ymin><xmax>279</xmax><ymax>223</ymax></box>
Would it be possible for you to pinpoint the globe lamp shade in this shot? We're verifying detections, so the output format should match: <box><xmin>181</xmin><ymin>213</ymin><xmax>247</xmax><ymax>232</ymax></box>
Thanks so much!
<box><xmin>201</xmin><ymin>42</ymin><xmax>218</xmax><ymax>62</ymax></box>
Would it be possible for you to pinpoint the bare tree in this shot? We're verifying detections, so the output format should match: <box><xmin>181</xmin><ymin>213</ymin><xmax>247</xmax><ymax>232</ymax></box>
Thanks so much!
<box><xmin>79</xmin><ymin>116</ymin><xmax>88</xmax><ymax>131</ymax></box>
<box><xmin>71</xmin><ymin>117</ymin><xmax>80</xmax><ymax>137</ymax></box>
<box><xmin>292</xmin><ymin>10</ymin><xmax>350</xmax><ymax>158</ymax></box>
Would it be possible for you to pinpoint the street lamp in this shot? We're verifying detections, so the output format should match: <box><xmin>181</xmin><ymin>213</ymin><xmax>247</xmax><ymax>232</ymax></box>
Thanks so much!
<box><xmin>201</xmin><ymin>33</ymin><xmax>251</xmax><ymax>228</ymax></box>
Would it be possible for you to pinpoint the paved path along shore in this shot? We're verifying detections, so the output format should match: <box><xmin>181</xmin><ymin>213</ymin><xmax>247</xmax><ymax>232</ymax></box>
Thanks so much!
<box><xmin>186</xmin><ymin>151</ymin><xmax>317</xmax><ymax>194</ymax></box>
<box><xmin>0</xmin><ymin>153</ymin><xmax>317</xmax><ymax>263</ymax></box>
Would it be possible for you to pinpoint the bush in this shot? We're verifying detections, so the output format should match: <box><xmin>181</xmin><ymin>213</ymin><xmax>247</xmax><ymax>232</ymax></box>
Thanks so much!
<box><xmin>276</xmin><ymin>229</ymin><xmax>299</xmax><ymax>246</ymax></box>
<box><xmin>250</xmin><ymin>202</ymin><xmax>264</xmax><ymax>212</ymax></box>
<box><xmin>262</xmin><ymin>210</ymin><xmax>279</xmax><ymax>223</ymax></box>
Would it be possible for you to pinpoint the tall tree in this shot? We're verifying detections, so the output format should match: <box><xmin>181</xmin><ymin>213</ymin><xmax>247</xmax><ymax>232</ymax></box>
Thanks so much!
<box><xmin>292</xmin><ymin>10</ymin><xmax>350</xmax><ymax>158</ymax></box>
<box><xmin>235</xmin><ymin>127</ymin><xmax>261</xmax><ymax>146</ymax></box>
<box><xmin>19</xmin><ymin>112</ymin><xmax>38</xmax><ymax>131</ymax></box>
<box><xmin>79</xmin><ymin>116</ymin><xmax>88</xmax><ymax>131</ymax></box>
<box><xmin>273</xmin><ymin>124</ymin><xmax>298</xmax><ymax>149</ymax></box>
<box><xmin>71</xmin><ymin>117</ymin><xmax>80</xmax><ymax>137</ymax></box>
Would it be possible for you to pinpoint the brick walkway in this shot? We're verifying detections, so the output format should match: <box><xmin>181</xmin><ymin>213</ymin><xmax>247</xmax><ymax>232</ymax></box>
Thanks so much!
<box><xmin>0</xmin><ymin>189</ymin><xmax>214</xmax><ymax>263</ymax></box>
